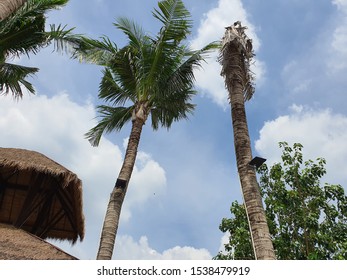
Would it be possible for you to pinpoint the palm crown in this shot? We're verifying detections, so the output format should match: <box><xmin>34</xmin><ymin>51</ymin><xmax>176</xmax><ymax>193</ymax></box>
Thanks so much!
<box><xmin>78</xmin><ymin>0</ymin><xmax>219</xmax><ymax>145</ymax></box>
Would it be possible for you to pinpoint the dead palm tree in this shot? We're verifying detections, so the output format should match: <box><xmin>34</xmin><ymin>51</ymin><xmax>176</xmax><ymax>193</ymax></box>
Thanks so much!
<box><xmin>219</xmin><ymin>21</ymin><xmax>276</xmax><ymax>260</ymax></box>
<box><xmin>75</xmin><ymin>0</ymin><xmax>218</xmax><ymax>260</ymax></box>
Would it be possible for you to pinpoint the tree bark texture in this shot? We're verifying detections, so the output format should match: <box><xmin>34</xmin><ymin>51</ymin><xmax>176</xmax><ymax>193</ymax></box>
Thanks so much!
<box><xmin>0</xmin><ymin>0</ymin><xmax>28</xmax><ymax>20</ymax></box>
<box><xmin>96</xmin><ymin>114</ymin><xmax>145</xmax><ymax>260</ymax></box>
<box><xmin>222</xmin><ymin>44</ymin><xmax>276</xmax><ymax>260</ymax></box>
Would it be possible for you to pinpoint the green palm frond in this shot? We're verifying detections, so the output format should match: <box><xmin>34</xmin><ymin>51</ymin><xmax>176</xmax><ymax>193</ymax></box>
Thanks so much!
<box><xmin>85</xmin><ymin>105</ymin><xmax>134</xmax><ymax>146</ymax></box>
<box><xmin>151</xmin><ymin>89</ymin><xmax>195</xmax><ymax>130</ymax></box>
<box><xmin>73</xmin><ymin>36</ymin><xmax>117</xmax><ymax>66</ymax></box>
<box><xmin>108</xmin><ymin>47</ymin><xmax>138</xmax><ymax>99</ymax></box>
<box><xmin>17</xmin><ymin>0</ymin><xmax>68</xmax><ymax>15</ymax></box>
<box><xmin>0</xmin><ymin>12</ymin><xmax>46</xmax><ymax>57</ymax></box>
<box><xmin>148</xmin><ymin>42</ymin><xmax>219</xmax><ymax>129</ymax></box>
<box><xmin>0</xmin><ymin>62</ymin><xmax>38</xmax><ymax>98</ymax></box>
<box><xmin>153</xmin><ymin>0</ymin><xmax>192</xmax><ymax>43</ymax></box>
<box><xmin>114</xmin><ymin>17</ymin><xmax>147</xmax><ymax>51</ymax></box>
<box><xmin>161</xmin><ymin>41</ymin><xmax>220</xmax><ymax>97</ymax></box>
<box><xmin>47</xmin><ymin>24</ymin><xmax>83</xmax><ymax>54</ymax></box>
<box><xmin>99</xmin><ymin>66</ymin><xmax>136</xmax><ymax>105</ymax></box>
<box><xmin>0</xmin><ymin>0</ymin><xmax>79</xmax><ymax>98</ymax></box>
<box><xmin>1</xmin><ymin>24</ymin><xmax>81</xmax><ymax>59</ymax></box>
<box><xmin>114</xmin><ymin>18</ymin><xmax>154</xmax><ymax>101</ymax></box>
<box><xmin>0</xmin><ymin>0</ymin><xmax>68</xmax><ymax>33</ymax></box>
<box><xmin>146</xmin><ymin>0</ymin><xmax>193</xmax><ymax>89</ymax></box>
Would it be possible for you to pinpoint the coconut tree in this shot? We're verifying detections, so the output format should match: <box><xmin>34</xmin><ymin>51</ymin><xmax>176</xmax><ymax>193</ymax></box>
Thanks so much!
<box><xmin>219</xmin><ymin>21</ymin><xmax>275</xmax><ymax>260</ymax></box>
<box><xmin>0</xmin><ymin>0</ymin><xmax>79</xmax><ymax>98</ymax></box>
<box><xmin>0</xmin><ymin>0</ymin><xmax>27</xmax><ymax>20</ymax></box>
<box><xmin>76</xmin><ymin>0</ymin><xmax>218</xmax><ymax>260</ymax></box>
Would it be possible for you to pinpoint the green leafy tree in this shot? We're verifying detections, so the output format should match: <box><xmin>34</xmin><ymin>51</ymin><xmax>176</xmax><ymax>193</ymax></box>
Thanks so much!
<box><xmin>0</xmin><ymin>0</ymin><xmax>79</xmax><ymax>98</ymax></box>
<box><xmin>75</xmin><ymin>0</ymin><xmax>218</xmax><ymax>260</ymax></box>
<box><xmin>215</xmin><ymin>142</ymin><xmax>347</xmax><ymax>260</ymax></box>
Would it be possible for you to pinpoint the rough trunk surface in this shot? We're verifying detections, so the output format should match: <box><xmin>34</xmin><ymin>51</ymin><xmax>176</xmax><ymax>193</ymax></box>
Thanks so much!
<box><xmin>96</xmin><ymin>114</ymin><xmax>145</xmax><ymax>260</ymax></box>
<box><xmin>222</xmin><ymin>43</ymin><xmax>276</xmax><ymax>260</ymax></box>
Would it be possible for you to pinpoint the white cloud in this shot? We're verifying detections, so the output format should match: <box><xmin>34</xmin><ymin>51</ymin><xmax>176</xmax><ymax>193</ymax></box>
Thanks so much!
<box><xmin>114</xmin><ymin>235</ymin><xmax>212</xmax><ymax>260</ymax></box>
<box><xmin>282</xmin><ymin>0</ymin><xmax>347</xmax><ymax>98</ymax></box>
<box><xmin>330</xmin><ymin>26</ymin><xmax>347</xmax><ymax>71</ymax></box>
<box><xmin>112</xmin><ymin>232</ymin><xmax>234</xmax><ymax>261</ymax></box>
<box><xmin>217</xmin><ymin>232</ymin><xmax>230</xmax><ymax>254</ymax></box>
<box><xmin>281</xmin><ymin>60</ymin><xmax>313</xmax><ymax>94</ymax></box>
<box><xmin>332</xmin><ymin>0</ymin><xmax>347</xmax><ymax>11</ymax></box>
<box><xmin>328</xmin><ymin>0</ymin><xmax>347</xmax><ymax>72</ymax></box>
<box><xmin>191</xmin><ymin>0</ymin><xmax>265</xmax><ymax>108</ymax></box>
<box><xmin>121</xmin><ymin>150</ymin><xmax>167</xmax><ymax>222</ymax></box>
<box><xmin>255</xmin><ymin>105</ymin><xmax>347</xmax><ymax>186</ymax></box>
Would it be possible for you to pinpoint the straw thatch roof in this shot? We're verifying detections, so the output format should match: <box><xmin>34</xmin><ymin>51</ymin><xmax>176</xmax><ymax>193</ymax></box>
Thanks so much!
<box><xmin>0</xmin><ymin>148</ymin><xmax>84</xmax><ymax>243</ymax></box>
<box><xmin>0</xmin><ymin>223</ymin><xmax>77</xmax><ymax>260</ymax></box>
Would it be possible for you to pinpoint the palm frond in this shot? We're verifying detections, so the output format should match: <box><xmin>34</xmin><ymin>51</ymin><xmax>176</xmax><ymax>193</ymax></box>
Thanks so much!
<box><xmin>98</xmin><ymin>67</ymin><xmax>135</xmax><ymax>105</ymax></box>
<box><xmin>85</xmin><ymin>105</ymin><xmax>134</xmax><ymax>146</ymax></box>
<box><xmin>151</xmin><ymin>90</ymin><xmax>196</xmax><ymax>130</ymax></box>
<box><xmin>0</xmin><ymin>0</ymin><xmax>77</xmax><ymax>98</ymax></box>
<box><xmin>0</xmin><ymin>62</ymin><xmax>38</xmax><ymax>98</ymax></box>
<box><xmin>146</xmin><ymin>0</ymin><xmax>193</xmax><ymax>89</ymax></box>
<box><xmin>7</xmin><ymin>0</ymin><xmax>68</xmax><ymax>20</ymax></box>
<box><xmin>114</xmin><ymin>17</ymin><xmax>153</xmax><ymax>99</ymax></box>
<box><xmin>73</xmin><ymin>35</ymin><xmax>117</xmax><ymax>66</ymax></box>
<box><xmin>152</xmin><ymin>0</ymin><xmax>192</xmax><ymax>43</ymax></box>
<box><xmin>0</xmin><ymin>12</ymin><xmax>46</xmax><ymax>58</ymax></box>
<box><xmin>164</xmin><ymin>41</ymin><xmax>220</xmax><ymax>95</ymax></box>
<box><xmin>0</xmin><ymin>0</ymin><xmax>68</xmax><ymax>33</ymax></box>
<box><xmin>148</xmin><ymin>41</ymin><xmax>218</xmax><ymax>129</ymax></box>
<box><xmin>0</xmin><ymin>1</ymin><xmax>77</xmax><ymax>58</ymax></box>
<box><xmin>47</xmin><ymin>24</ymin><xmax>83</xmax><ymax>54</ymax></box>
<box><xmin>114</xmin><ymin>17</ymin><xmax>147</xmax><ymax>51</ymax></box>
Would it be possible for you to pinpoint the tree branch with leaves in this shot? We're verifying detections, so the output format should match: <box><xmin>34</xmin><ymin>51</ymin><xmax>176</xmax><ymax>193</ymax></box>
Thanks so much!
<box><xmin>215</xmin><ymin>142</ymin><xmax>347</xmax><ymax>260</ymax></box>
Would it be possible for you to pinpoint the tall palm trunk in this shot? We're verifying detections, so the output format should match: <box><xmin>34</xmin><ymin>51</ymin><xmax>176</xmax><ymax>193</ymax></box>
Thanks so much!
<box><xmin>97</xmin><ymin>108</ymin><xmax>146</xmax><ymax>260</ymax></box>
<box><xmin>0</xmin><ymin>0</ymin><xmax>28</xmax><ymax>20</ymax></box>
<box><xmin>220</xmin><ymin>23</ymin><xmax>276</xmax><ymax>260</ymax></box>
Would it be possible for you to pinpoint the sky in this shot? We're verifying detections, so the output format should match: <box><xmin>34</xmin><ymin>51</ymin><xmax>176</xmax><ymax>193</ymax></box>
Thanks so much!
<box><xmin>1</xmin><ymin>0</ymin><xmax>347</xmax><ymax>260</ymax></box>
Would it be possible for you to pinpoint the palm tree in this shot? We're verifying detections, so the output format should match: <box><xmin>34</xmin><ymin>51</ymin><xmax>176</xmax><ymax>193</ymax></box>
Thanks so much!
<box><xmin>0</xmin><ymin>0</ymin><xmax>79</xmax><ymax>98</ymax></box>
<box><xmin>76</xmin><ymin>0</ymin><xmax>218</xmax><ymax>260</ymax></box>
<box><xmin>0</xmin><ymin>0</ymin><xmax>28</xmax><ymax>20</ymax></box>
<box><xmin>219</xmin><ymin>21</ymin><xmax>276</xmax><ymax>259</ymax></box>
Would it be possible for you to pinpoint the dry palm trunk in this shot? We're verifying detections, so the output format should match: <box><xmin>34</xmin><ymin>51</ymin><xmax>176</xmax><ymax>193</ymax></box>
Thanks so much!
<box><xmin>0</xmin><ymin>0</ymin><xmax>28</xmax><ymax>20</ymax></box>
<box><xmin>96</xmin><ymin>107</ymin><xmax>147</xmax><ymax>260</ymax></box>
<box><xmin>220</xmin><ymin>23</ymin><xmax>276</xmax><ymax>260</ymax></box>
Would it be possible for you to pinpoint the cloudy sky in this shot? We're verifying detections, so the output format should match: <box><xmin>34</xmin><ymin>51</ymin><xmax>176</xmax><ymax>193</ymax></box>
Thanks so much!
<box><xmin>1</xmin><ymin>0</ymin><xmax>347</xmax><ymax>260</ymax></box>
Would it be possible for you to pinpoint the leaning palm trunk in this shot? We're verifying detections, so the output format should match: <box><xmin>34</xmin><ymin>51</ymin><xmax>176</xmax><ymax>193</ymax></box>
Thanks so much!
<box><xmin>0</xmin><ymin>0</ymin><xmax>27</xmax><ymax>20</ymax></box>
<box><xmin>84</xmin><ymin>0</ymin><xmax>219</xmax><ymax>260</ymax></box>
<box><xmin>97</xmin><ymin>110</ymin><xmax>146</xmax><ymax>260</ymax></box>
<box><xmin>220</xmin><ymin>22</ymin><xmax>275</xmax><ymax>260</ymax></box>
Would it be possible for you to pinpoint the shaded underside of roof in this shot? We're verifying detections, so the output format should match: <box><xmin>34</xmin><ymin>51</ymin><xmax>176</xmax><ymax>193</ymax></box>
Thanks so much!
<box><xmin>0</xmin><ymin>223</ymin><xmax>78</xmax><ymax>260</ymax></box>
<box><xmin>0</xmin><ymin>147</ymin><xmax>84</xmax><ymax>243</ymax></box>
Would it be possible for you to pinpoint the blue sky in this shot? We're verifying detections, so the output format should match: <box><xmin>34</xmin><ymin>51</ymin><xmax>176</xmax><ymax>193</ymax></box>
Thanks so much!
<box><xmin>1</xmin><ymin>0</ymin><xmax>347</xmax><ymax>259</ymax></box>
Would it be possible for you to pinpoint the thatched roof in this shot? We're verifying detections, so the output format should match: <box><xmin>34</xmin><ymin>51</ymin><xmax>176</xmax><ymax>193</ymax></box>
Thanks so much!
<box><xmin>0</xmin><ymin>223</ymin><xmax>77</xmax><ymax>260</ymax></box>
<box><xmin>0</xmin><ymin>147</ymin><xmax>84</xmax><ymax>243</ymax></box>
